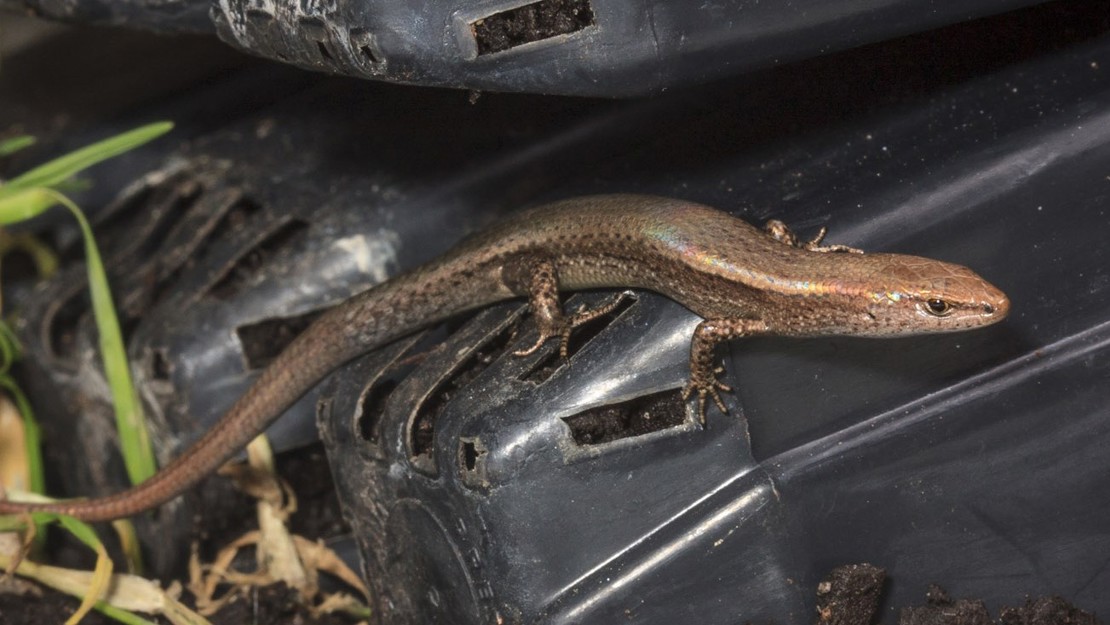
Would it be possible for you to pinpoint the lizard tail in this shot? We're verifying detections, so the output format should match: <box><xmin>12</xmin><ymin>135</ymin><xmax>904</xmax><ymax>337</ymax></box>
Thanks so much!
<box><xmin>0</xmin><ymin>256</ymin><xmax>503</xmax><ymax>522</ymax></box>
<box><xmin>0</xmin><ymin>315</ymin><xmax>352</xmax><ymax>521</ymax></box>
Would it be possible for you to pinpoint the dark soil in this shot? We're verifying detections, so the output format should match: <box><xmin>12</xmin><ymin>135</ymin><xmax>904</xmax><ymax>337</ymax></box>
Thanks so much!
<box><xmin>5</xmin><ymin>561</ymin><xmax>1100</xmax><ymax>624</ymax></box>
<box><xmin>816</xmin><ymin>563</ymin><xmax>888</xmax><ymax>625</ymax></box>
<box><xmin>187</xmin><ymin>442</ymin><xmax>350</xmax><ymax>572</ymax></box>
<box><xmin>816</xmin><ymin>565</ymin><xmax>1102</xmax><ymax>625</ymax></box>
<box><xmin>0</xmin><ymin>583</ymin><xmax>119</xmax><ymax>625</ymax></box>
<box><xmin>199</xmin><ymin>583</ymin><xmax>363</xmax><ymax>625</ymax></box>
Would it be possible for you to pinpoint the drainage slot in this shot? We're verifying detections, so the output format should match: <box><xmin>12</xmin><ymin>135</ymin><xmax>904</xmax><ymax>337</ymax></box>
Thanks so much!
<box><xmin>458</xmin><ymin>437</ymin><xmax>489</xmax><ymax>489</ymax></box>
<box><xmin>316</xmin><ymin>396</ymin><xmax>332</xmax><ymax>424</ymax></box>
<box><xmin>356</xmin><ymin>378</ymin><xmax>397</xmax><ymax>446</ymax></box>
<box><xmin>111</xmin><ymin>177</ymin><xmax>203</xmax><ymax>266</ymax></box>
<box><xmin>471</xmin><ymin>0</ymin><xmax>595</xmax><ymax>56</ymax></box>
<box><xmin>409</xmin><ymin>321</ymin><xmax>517</xmax><ymax>467</ymax></box>
<box><xmin>461</xmin><ymin>439</ymin><xmax>481</xmax><ymax>471</ymax></box>
<box><xmin>148</xmin><ymin>348</ymin><xmax>172</xmax><ymax>381</ymax></box>
<box><xmin>207</xmin><ymin>218</ymin><xmax>309</xmax><ymax>300</ymax></box>
<box><xmin>235</xmin><ymin>308</ymin><xmax>325</xmax><ymax>370</ymax></box>
<box><xmin>148</xmin><ymin>195</ymin><xmax>261</xmax><ymax>309</ymax></box>
<box><xmin>521</xmin><ymin>292</ymin><xmax>635</xmax><ymax>383</ymax></box>
<box><xmin>93</xmin><ymin>175</ymin><xmax>162</xmax><ymax>242</ymax></box>
<box><xmin>349</xmin><ymin>29</ymin><xmax>380</xmax><ymax>65</ymax></box>
<box><xmin>561</xmin><ymin>390</ymin><xmax>686</xmax><ymax>446</ymax></box>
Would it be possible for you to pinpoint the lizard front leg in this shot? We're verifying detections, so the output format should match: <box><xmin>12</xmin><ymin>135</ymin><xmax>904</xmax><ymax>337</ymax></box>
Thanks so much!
<box><xmin>512</xmin><ymin>259</ymin><xmax>629</xmax><ymax>357</ymax></box>
<box><xmin>682</xmin><ymin>318</ymin><xmax>771</xmax><ymax>424</ymax></box>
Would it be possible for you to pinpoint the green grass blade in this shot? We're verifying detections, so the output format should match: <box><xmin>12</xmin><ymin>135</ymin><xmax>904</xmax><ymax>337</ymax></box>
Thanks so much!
<box><xmin>54</xmin><ymin>514</ymin><xmax>103</xmax><ymax>551</ymax></box>
<box><xmin>0</xmin><ymin>187</ymin><xmax>57</xmax><ymax>223</ymax></box>
<box><xmin>53</xmin><ymin>193</ymin><xmax>156</xmax><ymax>483</ymax></box>
<box><xmin>92</xmin><ymin>602</ymin><xmax>162</xmax><ymax>625</ymax></box>
<box><xmin>0</xmin><ymin>319</ymin><xmax>22</xmax><ymax>372</ymax></box>
<box><xmin>2</xmin><ymin>122</ymin><xmax>172</xmax><ymax>194</ymax></box>
<box><xmin>0</xmin><ymin>135</ymin><xmax>35</xmax><ymax>157</ymax></box>
<box><xmin>2</xmin><ymin>188</ymin><xmax>158</xmax><ymax>484</ymax></box>
<box><xmin>0</xmin><ymin>123</ymin><xmax>169</xmax><ymax>490</ymax></box>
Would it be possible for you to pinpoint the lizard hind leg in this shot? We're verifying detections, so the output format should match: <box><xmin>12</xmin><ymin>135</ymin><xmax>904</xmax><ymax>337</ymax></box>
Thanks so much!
<box><xmin>764</xmin><ymin>219</ymin><xmax>863</xmax><ymax>254</ymax></box>
<box><xmin>512</xmin><ymin>258</ymin><xmax>630</xmax><ymax>357</ymax></box>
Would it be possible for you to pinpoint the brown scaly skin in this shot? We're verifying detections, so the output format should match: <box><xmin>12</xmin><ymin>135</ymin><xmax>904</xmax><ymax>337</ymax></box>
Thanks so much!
<box><xmin>0</xmin><ymin>194</ymin><xmax>1009</xmax><ymax>521</ymax></box>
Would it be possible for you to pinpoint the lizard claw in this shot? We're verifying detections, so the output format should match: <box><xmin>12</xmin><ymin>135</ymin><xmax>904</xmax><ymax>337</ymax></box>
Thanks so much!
<box><xmin>711</xmin><ymin>366</ymin><xmax>732</xmax><ymax>393</ymax></box>
<box><xmin>515</xmin><ymin>293</ymin><xmax>630</xmax><ymax>359</ymax></box>
<box><xmin>682</xmin><ymin>371</ymin><xmax>732</xmax><ymax>425</ymax></box>
<box><xmin>512</xmin><ymin>325</ymin><xmax>574</xmax><ymax>358</ymax></box>
<box><xmin>513</xmin><ymin>331</ymin><xmax>554</xmax><ymax>357</ymax></box>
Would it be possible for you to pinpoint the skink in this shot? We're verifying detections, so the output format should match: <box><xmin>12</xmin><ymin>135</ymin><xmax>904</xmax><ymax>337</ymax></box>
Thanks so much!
<box><xmin>0</xmin><ymin>194</ymin><xmax>1009</xmax><ymax>521</ymax></box>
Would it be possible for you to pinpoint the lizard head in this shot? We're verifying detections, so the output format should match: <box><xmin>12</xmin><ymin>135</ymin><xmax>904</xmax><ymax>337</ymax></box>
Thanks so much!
<box><xmin>858</xmin><ymin>255</ymin><xmax>1010</xmax><ymax>336</ymax></box>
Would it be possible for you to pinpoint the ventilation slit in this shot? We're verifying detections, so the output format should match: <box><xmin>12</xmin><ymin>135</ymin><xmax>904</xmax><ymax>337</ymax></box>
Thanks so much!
<box><xmin>356</xmin><ymin>379</ymin><xmax>397</xmax><ymax>446</ymax></box>
<box><xmin>109</xmin><ymin>178</ymin><xmax>205</xmax><ymax>322</ymax></box>
<box><xmin>207</xmin><ymin>219</ymin><xmax>309</xmax><ymax>300</ymax></box>
<box><xmin>521</xmin><ymin>292</ymin><xmax>635</xmax><ymax>383</ymax></box>
<box><xmin>316</xmin><ymin>397</ymin><xmax>333</xmax><ymax>424</ymax></box>
<box><xmin>462</xmin><ymin>440</ymin><xmax>480</xmax><ymax>471</ymax></box>
<box><xmin>409</xmin><ymin>321</ymin><xmax>517</xmax><ymax>468</ymax></box>
<box><xmin>149</xmin><ymin>348</ymin><xmax>172</xmax><ymax>381</ymax></box>
<box><xmin>348</xmin><ymin>29</ymin><xmax>379</xmax><ymax>64</ymax></box>
<box><xmin>562</xmin><ymin>390</ymin><xmax>687</xmax><ymax>446</ymax></box>
<box><xmin>93</xmin><ymin>182</ymin><xmax>157</xmax><ymax>237</ymax></box>
<box><xmin>114</xmin><ymin>179</ymin><xmax>203</xmax><ymax>263</ymax></box>
<box><xmin>458</xmin><ymin>437</ymin><xmax>489</xmax><ymax>489</ymax></box>
<box><xmin>148</xmin><ymin>197</ymin><xmax>262</xmax><ymax>308</ymax></box>
<box><xmin>471</xmin><ymin>0</ymin><xmax>595</xmax><ymax>56</ymax></box>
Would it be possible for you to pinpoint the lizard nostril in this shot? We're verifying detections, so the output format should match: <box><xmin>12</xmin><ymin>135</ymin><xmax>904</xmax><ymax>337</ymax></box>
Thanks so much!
<box><xmin>983</xmin><ymin>303</ymin><xmax>995</xmax><ymax>315</ymax></box>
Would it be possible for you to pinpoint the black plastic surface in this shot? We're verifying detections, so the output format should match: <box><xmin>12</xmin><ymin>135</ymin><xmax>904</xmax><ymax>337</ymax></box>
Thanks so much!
<box><xmin>1</xmin><ymin>0</ymin><xmax>1045</xmax><ymax>96</ymax></box>
<box><xmin>0</xmin><ymin>0</ymin><xmax>213</xmax><ymax>32</ymax></box>
<box><xmin>211</xmin><ymin>0</ymin><xmax>1046</xmax><ymax>96</ymax></box>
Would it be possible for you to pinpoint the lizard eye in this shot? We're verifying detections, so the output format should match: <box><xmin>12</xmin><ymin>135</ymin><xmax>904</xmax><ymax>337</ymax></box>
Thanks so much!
<box><xmin>924</xmin><ymin>298</ymin><xmax>953</xmax><ymax>317</ymax></box>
